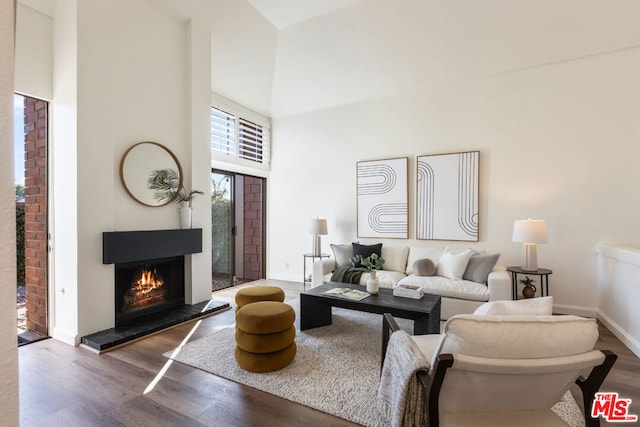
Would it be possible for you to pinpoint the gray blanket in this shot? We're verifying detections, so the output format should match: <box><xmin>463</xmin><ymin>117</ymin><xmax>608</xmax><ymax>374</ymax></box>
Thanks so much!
<box><xmin>330</xmin><ymin>266</ymin><xmax>364</xmax><ymax>284</ymax></box>
<box><xmin>377</xmin><ymin>330</ymin><xmax>430</xmax><ymax>427</ymax></box>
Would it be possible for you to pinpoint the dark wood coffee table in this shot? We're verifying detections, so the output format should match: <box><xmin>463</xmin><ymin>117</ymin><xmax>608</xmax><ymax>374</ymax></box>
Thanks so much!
<box><xmin>300</xmin><ymin>282</ymin><xmax>441</xmax><ymax>335</ymax></box>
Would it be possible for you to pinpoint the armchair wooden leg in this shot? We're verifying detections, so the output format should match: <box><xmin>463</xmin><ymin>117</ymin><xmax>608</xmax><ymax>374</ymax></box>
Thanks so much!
<box><xmin>576</xmin><ymin>350</ymin><xmax>617</xmax><ymax>427</ymax></box>
<box><xmin>381</xmin><ymin>313</ymin><xmax>401</xmax><ymax>373</ymax></box>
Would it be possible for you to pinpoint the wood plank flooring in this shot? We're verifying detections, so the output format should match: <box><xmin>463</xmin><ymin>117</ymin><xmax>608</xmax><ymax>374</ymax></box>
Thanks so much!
<box><xmin>19</xmin><ymin>280</ymin><xmax>639</xmax><ymax>426</ymax></box>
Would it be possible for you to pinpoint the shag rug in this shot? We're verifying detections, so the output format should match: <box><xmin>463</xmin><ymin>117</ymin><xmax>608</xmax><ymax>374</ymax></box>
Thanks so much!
<box><xmin>164</xmin><ymin>302</ymin><xmax>584</xmax><ymax>426</ymax></box>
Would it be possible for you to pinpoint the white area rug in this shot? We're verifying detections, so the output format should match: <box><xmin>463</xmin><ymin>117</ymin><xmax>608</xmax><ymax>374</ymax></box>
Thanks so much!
<box><xmin>164</xmin><ymin>304</ymin><xmax>585</xmax><ymax>426</ymax></box>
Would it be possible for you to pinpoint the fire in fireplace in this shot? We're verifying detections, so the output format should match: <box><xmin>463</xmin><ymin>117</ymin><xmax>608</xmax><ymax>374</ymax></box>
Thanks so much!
<box><xmin>115</xmin><ymin>256</ymin><xmax>185</xmax><ymax>326</ymax></box>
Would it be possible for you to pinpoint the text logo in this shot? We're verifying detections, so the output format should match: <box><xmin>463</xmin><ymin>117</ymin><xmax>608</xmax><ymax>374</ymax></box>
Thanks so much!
<box><xmin>591</xmin><ymin>392</ymin><xmax>638</xmax><ymax>422</ymax></box>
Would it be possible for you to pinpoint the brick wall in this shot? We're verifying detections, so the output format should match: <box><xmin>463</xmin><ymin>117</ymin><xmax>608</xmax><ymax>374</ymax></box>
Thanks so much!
<box><xmin>23</xmin><ymin>97</ymin><xmax>47</xmax><ymax>335</ymax></box>
<box><xmin>242</xmin><ymin>177</ymin><xmax>263</xmax><ymax>280</ymax></box>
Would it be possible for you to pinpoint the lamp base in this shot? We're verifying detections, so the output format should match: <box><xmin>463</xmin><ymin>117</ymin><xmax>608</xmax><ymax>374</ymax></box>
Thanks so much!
<box><xmin>312</xmin><ymin>235</ymin><xmax>322</xmax><ymax>257</ymax></box>
<box><xmin>521</xmin><ymin>243</ymin><xmax>538</xmax><ymax>272</ymax></box>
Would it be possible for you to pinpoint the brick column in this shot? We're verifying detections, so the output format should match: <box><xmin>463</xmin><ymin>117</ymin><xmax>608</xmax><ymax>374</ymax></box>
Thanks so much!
<box><xmin>23</xmin><ymin>97</ymin><xmax>48</xmax><ymax>335</ymax></box>
<box><xmin>243</xmin><ymin>177</ymin><xmax>263</xmax><ymax>280</ymax></box>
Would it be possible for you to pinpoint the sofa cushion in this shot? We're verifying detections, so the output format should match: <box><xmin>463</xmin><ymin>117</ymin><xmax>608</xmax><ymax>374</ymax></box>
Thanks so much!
<box><xmin>474</xmin><ymin>296</ymin><xmax>553</xmax><ymax>316</ymax></box>
<box><xmin>397</xmin><ymin>275</ymin><xmax>490</xmax><ymax>301</ymax></box>
<box><xmin>331</xmin><ymin>244</ymin><xmax>353</xmax><ymax>269</ymax></box>
<box><xmin>413</xmin><ymin>258</ymin><xmax>436</xmax><ymax>276</ymax></box>
<box><xmin>352</xmin><ymin>243</ymin><xmax>383</xmax><ymax>267</ymax></box>
<box><xmin>437</xmin><ymin>314</ymin><xmax>598</xmax><ymax>358</ymax></box>
<box><xmin>462</xmin><ymin>253</ymin><xmax>499</xmax><ymax>284</ymax></box>
<box><xmin>406</xmin><ymin>247</ymin><xmax>444</xmax><ymax>274</ymax></box>
<box><xmin>436</xmin><ymin>249</ymin><xmax>473</xmax><ymax>280</ymax></box>
<box><xmin>381</xmin><ymin>246</ymin><xmax>409</xmax><ymax>272</ymax></box>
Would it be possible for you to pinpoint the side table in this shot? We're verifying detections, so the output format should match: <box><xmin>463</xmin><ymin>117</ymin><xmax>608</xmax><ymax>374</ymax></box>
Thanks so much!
<box><xmin>507</xmin><ymin>266</ymin><xmax>552</xmax><ymax>300</ymax></box>
<box><xmin>303</xmin><ymin>253</ymin><xmax>330</xmax><ymax>287</ymax></box>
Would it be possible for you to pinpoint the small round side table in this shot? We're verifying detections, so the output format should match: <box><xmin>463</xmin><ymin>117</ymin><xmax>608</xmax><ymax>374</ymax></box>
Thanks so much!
<box><xmin>507</xmin><ymin>266</ymin><xmax>552</xmax><ymax>300</ymax></box>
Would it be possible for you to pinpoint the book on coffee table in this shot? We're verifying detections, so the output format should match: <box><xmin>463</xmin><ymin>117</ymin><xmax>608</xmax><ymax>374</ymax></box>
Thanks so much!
<box><xmin>322</xmin><ymin>287</ymin><xmax>370</xmax><ymax>301</ymax></box>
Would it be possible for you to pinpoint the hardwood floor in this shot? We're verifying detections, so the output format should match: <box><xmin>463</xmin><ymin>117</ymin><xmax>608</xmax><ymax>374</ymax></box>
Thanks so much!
<box><xmin>19</xmin><ymin>280</ymin><xmax>639</xmax><ymax>426</ymax></box>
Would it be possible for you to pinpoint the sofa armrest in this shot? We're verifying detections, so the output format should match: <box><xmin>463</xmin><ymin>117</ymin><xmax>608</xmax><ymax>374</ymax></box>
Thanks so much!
<box><xmin>487</xmin><ymin>267</ymin><xmax>511</xmax><ymax>301</ymax></box>
<box><xmin>312</xmin><ymin>258</ymin><xmax>336</xmax><ymax>287</ymax></box>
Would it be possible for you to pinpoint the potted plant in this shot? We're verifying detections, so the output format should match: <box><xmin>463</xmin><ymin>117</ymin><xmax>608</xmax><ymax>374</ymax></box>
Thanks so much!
<box><xmin>147</xmin><ymin>169</ymin><xmax>203</xmax><ymax>228</ymax></box>
<box><xmin>519</xmin><ymin>276</ymin><xmax>537</xmax><ymax>299</ymax></box>
<box><xmin>350</xmin><ymin>253</ymin><xmax>385</xmax><ymax>294</ymax></box>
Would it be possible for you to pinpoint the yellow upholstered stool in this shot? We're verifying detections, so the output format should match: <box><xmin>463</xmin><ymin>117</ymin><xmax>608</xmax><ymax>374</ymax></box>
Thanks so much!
<box><xmin>235</xmin><ymin>286</ymin><xmax>285</xmax><ymax>310</ymax></box>
<box><xmin>234</xmin><ymin>301</ymin><xmax>296</xmax><ymax>373</ymax></box>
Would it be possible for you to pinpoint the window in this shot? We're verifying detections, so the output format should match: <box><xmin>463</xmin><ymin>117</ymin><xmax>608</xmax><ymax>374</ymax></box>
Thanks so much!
<box><xmin>211</xmin><ymin>103</ymin><xmax>270</xmax><ymax>168</ymax></box>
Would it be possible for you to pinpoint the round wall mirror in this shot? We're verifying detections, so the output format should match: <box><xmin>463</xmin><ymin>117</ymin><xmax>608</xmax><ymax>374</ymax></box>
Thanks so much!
<box><xmin>119</xmin><ymin>141</ymin><xmax>183</xmax><ymax>207</ymax></box>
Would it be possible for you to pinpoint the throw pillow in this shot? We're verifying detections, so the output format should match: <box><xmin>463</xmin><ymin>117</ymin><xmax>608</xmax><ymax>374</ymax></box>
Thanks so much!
<box><xmin>413</xmin><ymin>258</ymin><xmax>436</xmax><ymax>276</ymax></box>
<box><xmin>331</xmin><ymin>244</ymin><xmax>353</xmax><ymax>269</ymax></box>
<box><xmin>405</xmin><ymin>246</ymin><xmax>444</xmax><ymax>274</ymax></box>
<box><xmin>381</xmin><ymin>246</ymin><xmax>409</xmax><ymax>272</ymax></box>
<box><xmin>463</xmin><ymin>253</ymin><xmax>500</xmax><ymax>284</ymax></box>
<box><xmin>435</xmin><ymin>249</ymin><xmax>473</xmax><ymax>280</ymax></box>
<box><xmin>473</xmin><ymin>296</ymin><xmax>554</xmax><ymax>316</ymax></box>
<box><xmin>351</xmin><ymin>243</ymin><xmax>383</xmax><ymax>267</ymax></box>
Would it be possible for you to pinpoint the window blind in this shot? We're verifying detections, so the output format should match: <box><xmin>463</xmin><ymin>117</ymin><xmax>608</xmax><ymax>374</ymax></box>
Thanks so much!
<box><xmin>211</xmin><ymin>106</ymin><xmax>270</xmax><ymax>166</ymax></box>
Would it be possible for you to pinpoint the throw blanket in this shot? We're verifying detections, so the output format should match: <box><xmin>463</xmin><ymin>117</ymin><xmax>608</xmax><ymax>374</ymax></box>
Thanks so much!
<box><xmin>377</xmin><ymin>330</ymin><xmax>430</xmax><ymax>427</ymax></box>
<box><xmin>330</xmin><ymin>266</ymin><xmax>364</xmax><ymax>284</ymax></box>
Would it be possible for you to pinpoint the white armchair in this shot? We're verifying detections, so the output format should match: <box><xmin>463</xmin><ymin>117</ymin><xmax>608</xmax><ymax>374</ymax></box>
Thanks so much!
<box><xmin>380</xmin><ymin>312</ymin><xmax>617</xmax><ymax>427</ymax></box>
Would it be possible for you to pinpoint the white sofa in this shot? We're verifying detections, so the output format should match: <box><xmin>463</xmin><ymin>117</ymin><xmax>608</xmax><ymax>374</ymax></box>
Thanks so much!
<box><xmin>312</xmin><ymin>245</ymin><xmax>511</xmax><ymax>319</ymax></box>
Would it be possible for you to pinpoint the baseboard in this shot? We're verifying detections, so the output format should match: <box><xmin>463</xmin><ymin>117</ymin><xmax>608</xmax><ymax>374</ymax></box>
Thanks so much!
<box><xmin>552</xmin><ymin>304</ymin><xmax>598</xmax><ymax>318</ymax></box>
<box><xmin>268</xmin><ymin>272</ymin><xmax>303</xmax><ymax>284</ymax></box>
<box><xmin>51</xmin><ymin>327</ymin><xmax>80</xmax><ymax>346</ymax></box>
<box><xmin>597</xmin><ymin>310</ymin><xmax>640</xmax><ymax>358</ymax></box>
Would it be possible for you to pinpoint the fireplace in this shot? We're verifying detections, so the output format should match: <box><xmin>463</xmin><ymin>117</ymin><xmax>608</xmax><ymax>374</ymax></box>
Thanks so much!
<box><xmin>115</xmin><ymin>256</ymin><xmax>185</xmax><ymax>326</ymax></box>
<box><xmin>84</xmin><ymin>228</ymin><xmax>229</xmax><ymax>352</ymax></box>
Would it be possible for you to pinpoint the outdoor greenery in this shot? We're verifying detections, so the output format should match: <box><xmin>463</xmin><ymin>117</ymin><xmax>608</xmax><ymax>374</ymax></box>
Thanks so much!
<box><xmin>211</xmin><ymin>176</ymin><xmax>231</xmax><ymax>276</ymax></box>
<box><xmin>16</xmin><ymin>185</ymin><xmax>25</xmax><ymax>285</ymax></box>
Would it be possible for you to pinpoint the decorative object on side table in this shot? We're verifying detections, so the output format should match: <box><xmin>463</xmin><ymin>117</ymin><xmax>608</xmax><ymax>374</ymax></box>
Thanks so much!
<box><xmin>512</xmin><ymin>218</ymin><xmax>548</xmax><ymax>271</ymax></box>
<box><xmin>350</xmin><ymin>253</ymin><xmax>385</xmax><ymax>294</ymax></box>
<box><xmin>309</xmin><ymin>218</ymin><xmax>328</xmax><ymax>256</ymax></box>
<box><xmin>520</xmin><ymin>276</ymin><xmax>537</xmax><ymax>299</ymax></box>
<box><xmin>393</xmin><ymin>284</ymin><xmax>424</xmax><ymax>299</ymax></box>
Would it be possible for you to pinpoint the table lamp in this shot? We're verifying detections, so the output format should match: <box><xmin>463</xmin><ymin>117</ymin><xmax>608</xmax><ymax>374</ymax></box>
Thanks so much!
<box><xmin>309</xmin><ymin>218</ymin><xmax>328</xmax><ymax>257</ymax></box>
<box><xmin>512</xmin><ymin>219</ymin><xmax>547</xmax><ymax>272</ymax></box>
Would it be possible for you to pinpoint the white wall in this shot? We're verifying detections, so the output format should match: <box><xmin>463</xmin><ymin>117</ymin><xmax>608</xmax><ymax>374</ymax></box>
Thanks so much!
<box><xmin>49</xmin><ymin>0</ymin><xmax>213</xmax><ymax>344</ymax></box>
<box><xmin>15</xmin><ymin>3</ymin><xmax>53</xmax><ymax>100</ymax></box>
<box><xmin>596</xmin><ymin>244</ymin><xmax>640</xmax><ymax>357</ymax></box>
<box><xmin>0</xmin><ymin>0</ymin><xmax>20</xmax><ymax>424</ymax></box>
<box><xmin>267</xmin><ymin>0</ymin><xmax>640</xmax><ymax>316</ymax></box>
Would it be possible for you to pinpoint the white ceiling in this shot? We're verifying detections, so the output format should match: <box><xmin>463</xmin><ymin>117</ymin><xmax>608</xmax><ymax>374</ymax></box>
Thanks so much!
<box><xmin>246</xmin><ymin>0</ymin><xmax>361</xmax><ymax>29</ymax></box>
<box><xmin>18</xmin><ymin>0</ymin><xmax>57</xmax><ymax>17</ymax></box>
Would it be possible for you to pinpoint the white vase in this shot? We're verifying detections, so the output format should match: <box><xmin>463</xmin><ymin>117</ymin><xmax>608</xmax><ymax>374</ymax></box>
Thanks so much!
<box><xmin>180</xmin><ymin>206</ymin><xmax>192</xmax><ymax>229</ymax></box>
<box><xmin>366</xmin><ymin>270</ymin><xmax>379</xmax><ymax>294</ymax></box>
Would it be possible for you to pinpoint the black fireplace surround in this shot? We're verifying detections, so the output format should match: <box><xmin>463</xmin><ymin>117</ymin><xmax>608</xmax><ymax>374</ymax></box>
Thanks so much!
<box><xmin>81</xmin><ymin>229</ymin><xmax>229</xmax><ymax>352</ymax></box>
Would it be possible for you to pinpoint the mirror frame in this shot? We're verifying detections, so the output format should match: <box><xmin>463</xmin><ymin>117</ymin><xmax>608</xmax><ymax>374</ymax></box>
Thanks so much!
<box><xmin>119</xmin><ymin>141</ymin><xmax>184</xmax><ymax>207</ymax></box>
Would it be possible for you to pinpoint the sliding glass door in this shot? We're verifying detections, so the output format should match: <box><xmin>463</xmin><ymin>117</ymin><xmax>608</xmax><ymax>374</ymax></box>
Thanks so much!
<box><xmin>212</xmin><ymin>172</ymin><xmax>234</xmax><ymax>290</ymax></box>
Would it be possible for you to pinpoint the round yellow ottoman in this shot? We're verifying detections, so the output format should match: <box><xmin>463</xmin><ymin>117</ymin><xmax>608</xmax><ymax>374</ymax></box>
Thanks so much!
<box><xmin>234</xmin><ymin>342</ymin><xmax>297</xmax><ymax>373</ymax></box>
<box><xmin>235</xmin><ymin>301</ymin><xmax>297</xmax><ymax>372</ymax></box>
<box><xmin>235</xmin><ymin>286</ymin><xmax>285</xmax><ymax>310</ymax></box>
<box><xmin>236</xmin><ymin>301</ymin><xmax>295</xmax><ymax>334</ymax></box>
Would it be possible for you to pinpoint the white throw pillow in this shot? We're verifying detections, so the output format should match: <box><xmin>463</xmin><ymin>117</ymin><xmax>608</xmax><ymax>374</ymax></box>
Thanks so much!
<box><xmin>406</xmin><ymin>246</ymin><xmax>444</xmax><ymax>274</ymax></box>
<box><xmin>381</xmin><ymin>246</ymin><xmax>409</xmax><ymax>272</ymax></box>
<box><xmin>435</xmin><ymin>249</ymin><xmax>473</xmax><ymax>280</ymax></box>
<box><xmin>473</xmin><ymin>296</ymin><xmax>553</xmax><ymax>316</ymax></box>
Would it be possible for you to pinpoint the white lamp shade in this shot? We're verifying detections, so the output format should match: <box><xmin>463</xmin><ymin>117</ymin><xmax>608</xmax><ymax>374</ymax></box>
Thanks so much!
<box><xmin>512</xmin><ymin>219</ymin><xmax>547</xmax><ymax>243</ymax></box>
<box><xmin>309</xmin><ymin>218</ymin><xmax>328</xmax><ymax>235</ymax></box>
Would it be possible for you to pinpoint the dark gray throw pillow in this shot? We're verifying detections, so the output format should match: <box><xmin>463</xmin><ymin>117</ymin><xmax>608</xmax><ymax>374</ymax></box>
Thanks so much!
<box><xmin>463</xmin><ymin>253</ymin><xmax>500</xmax><ymax>284</ymax></box>
<box><xmin>413</xmin><ymin>258</ymin><xmax>436</xmax><ymax>276</ymax></box>
<box><xmin>331</xmin><ymin>244</ymin><xmax>353</xmax><ymax>269</ymax></box>
<box><xmin>351</xmin><ymin>243</ymin><xmax>383</xmax><ymax>267</ymax></box>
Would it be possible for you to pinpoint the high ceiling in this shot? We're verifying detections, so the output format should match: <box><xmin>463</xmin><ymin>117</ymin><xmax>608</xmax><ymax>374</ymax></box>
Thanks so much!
<box><xmin>246</xmin><ymin>0</ymin><xmax>361</xmax><ymax>28</ymax></box>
